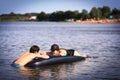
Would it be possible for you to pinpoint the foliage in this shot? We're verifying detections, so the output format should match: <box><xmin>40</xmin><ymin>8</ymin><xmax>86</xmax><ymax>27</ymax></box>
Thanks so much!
<box><xmin>37</xmin><ymin>12</ymin><xmax>49</xmax><ymax>21</ymax></box>
<box><xmin>0</xmin><ymin>6</ymin><xmax>120</xmax><ymax>21</ymax></box>
<box><xmin>111</xmin><ymin>8</ymin><xmax>120</xmax><ymax>19</ymax></box>
<box><xmin>101</xmin><ymin>6</ymin><xmax>111</xmax><ymax>18</ymax></box>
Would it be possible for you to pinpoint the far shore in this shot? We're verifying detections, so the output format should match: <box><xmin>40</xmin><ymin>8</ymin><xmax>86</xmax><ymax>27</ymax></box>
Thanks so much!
<box><xmin>0</xmin><ymin>19</ymin><xmax>120</xmax><ymax>24</ymax></box>
<box><xmin>74</xmin><ymin>19</ymin><xmax>120</xmax><ymax>24</ymax></box>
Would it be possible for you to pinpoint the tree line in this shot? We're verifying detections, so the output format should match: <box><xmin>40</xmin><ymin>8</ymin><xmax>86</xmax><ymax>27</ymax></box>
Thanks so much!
<box><xmin>0</xmin><ymin>6</ymin><xmax>120</xmax><ymax>21</ymax></box>
<box><xmin>37</xmin><ymin>6</ymin><xmax>120</xmax><ymax>21</ymax></box>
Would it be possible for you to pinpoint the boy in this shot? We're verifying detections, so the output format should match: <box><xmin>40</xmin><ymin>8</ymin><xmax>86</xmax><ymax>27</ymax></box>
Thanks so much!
<box><xmin>43</xmin><ymin>44</ymin><xmax>89</xmax><ymax>58</ymax></box>
<box><xmin>13</xmin><ymin>45</ymin><xmax>49</xmax><ymax>68</ymax></box>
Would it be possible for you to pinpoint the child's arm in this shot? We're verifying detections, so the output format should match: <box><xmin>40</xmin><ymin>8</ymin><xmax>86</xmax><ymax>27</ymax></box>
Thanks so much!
<box><xmin>36</xmin><ymin>53</ymin><xmax>49</xmax><ymax>59</ymax></box>
<box><xmin>40</xmin><ymin>51</ymin><xmax>47</xmax><ymax>55</ymax></box>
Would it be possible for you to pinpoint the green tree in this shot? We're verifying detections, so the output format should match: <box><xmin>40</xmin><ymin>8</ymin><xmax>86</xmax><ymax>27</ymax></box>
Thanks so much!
<box><xmin>101</xmin><ymin>6</ymin><xmax>111</xmax><ymax>18</ymax></box>
<box><xmin>111</xmin><ymin>8</ymin><xmax>120</xmax><ymax>19</ymax></box>
<box><xmin>90</xmin><ymin>7</ymin><xmax>98</xmax><ymax>19</ymax></box>
<box><xmin>75</xmin><ymin>13</ymin><xmax>82</xmax><ymax>20</ymax></box>
<box><xmin>72</xmin><ymin>10</ymin><xmax>80</xmax><ymax>20</ymax></box>
<box><xmin>81</xmin><ymin>9</ymin><xmax>89</xmax><ymax>20</ymax></box>
<box><xmin>64</xmin><ymin>10</ymin><xmax>75</xmax><ymax>19</ymax></box>
<box><xmin>49</xmin><ymin>11</ymin><xmax>65</xmax><ymax>21</ymax></box>
<box><xmin>49</xmin><ymin>12</ymin><xmax>56</xmax><ymax>21</ymax></box>
<box><xmin>9</xmin><ymin>12</ymin><xmax>16</xmax><ymax>16</ymax></box>
<box><xmin>37</xmin><ymin>12</ymin><xmax>48</xmax><ymax>21</ymax></box>
<box><xmin>89</xmin><ymin>7</ymin><xmax>102</xmax><ymax>20</ymax></box>
<box><xmin>54</xmin><ymin>11</ymin><xmax>65</xmax><ymax>21</ymax></box>
<box><xmin>96</xmin><ymin>8</ymin><xmax>102</xmax><ymax>19</ymax></box>
<box><xmin>49</xmin><ymin>10</ymin><xmax>78</xmax><ymax>21</ymax></box>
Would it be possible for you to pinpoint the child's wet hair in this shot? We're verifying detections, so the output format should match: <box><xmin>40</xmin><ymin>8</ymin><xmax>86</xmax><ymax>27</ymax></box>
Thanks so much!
<box><xmin>30</xmin><ymin>45</ymin><xmax>40</xmax><ymax>53</ymax></box>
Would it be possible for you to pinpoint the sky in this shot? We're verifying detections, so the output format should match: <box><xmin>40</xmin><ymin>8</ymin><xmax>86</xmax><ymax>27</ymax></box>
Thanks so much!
<box><xmin>0</xmin><ymin>0</ymin><xmax>120</xmax><ymax>14</ymax></box>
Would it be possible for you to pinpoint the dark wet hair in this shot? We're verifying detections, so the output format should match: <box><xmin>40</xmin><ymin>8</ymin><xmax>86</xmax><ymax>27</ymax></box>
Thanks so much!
<box><xmin>30</xmin><ymin>45</ymin><xmax>40</xmax><ymax>53</ymax></box>
<box><xmin>50</xmin><ymin>44</ymin><xmax>59</xmax><ymax>51</ymax></box>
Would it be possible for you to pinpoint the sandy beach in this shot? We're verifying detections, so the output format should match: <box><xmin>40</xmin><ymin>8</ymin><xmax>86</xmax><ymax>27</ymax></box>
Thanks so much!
<box><xmin>75</xmin><ymin>19</ymin><xmax>120</xmax><ymax>24</ymax></box>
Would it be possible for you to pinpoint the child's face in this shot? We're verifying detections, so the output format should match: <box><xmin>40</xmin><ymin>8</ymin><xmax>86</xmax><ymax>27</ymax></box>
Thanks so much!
<box><xmin>52</xmin><ymin>50</ymin><xmax>60</xmax><ymax>56</ymax></box>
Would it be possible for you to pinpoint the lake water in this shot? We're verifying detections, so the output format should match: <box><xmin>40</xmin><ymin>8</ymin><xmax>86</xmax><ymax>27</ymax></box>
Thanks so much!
<box><xmin>0</xmin><ymin>22</ymin><xmax>120</xmax><ymax>80</ymax></box>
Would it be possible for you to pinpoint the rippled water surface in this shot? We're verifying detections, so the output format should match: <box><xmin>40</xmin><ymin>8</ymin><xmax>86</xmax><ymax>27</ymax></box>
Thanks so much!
<box><xmin>0</xmin><ymin>22</ymin><xmax>120</xmax><ymax>80</ymax></box>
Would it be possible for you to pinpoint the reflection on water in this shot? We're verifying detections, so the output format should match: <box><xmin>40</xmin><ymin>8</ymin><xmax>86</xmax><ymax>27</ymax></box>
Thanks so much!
<box><xmin>18</xmin><ymin>61</ymin><xmax>86</xmax><ymax>80</ymax></box>
<box><xmin>0</xmin><ymin>22</ymin><xmax>120</xmax><ymax>80</ymax></box>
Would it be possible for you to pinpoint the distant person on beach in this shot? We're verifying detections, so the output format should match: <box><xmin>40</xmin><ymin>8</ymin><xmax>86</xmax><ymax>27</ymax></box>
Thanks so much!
<box><xmin>12</xmin><ymin>45</ymin><xmax>49</xmax><ymax>68</ymax></box>
<box><xmin>42</xmin><ymin>44</ymin><xmax>89</xmax><ymax>58</ymax></box>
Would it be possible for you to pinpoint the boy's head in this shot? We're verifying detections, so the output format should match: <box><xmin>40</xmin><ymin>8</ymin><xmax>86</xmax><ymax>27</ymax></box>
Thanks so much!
<box><xmin>50</xmin><ymin>44</ymin><xmax>59</xmax><ymax>52</ymax></box>
<box><xmin>50</xmin><ymin>44</ymin><xmax>60</xmax><ymax>56</ymax></box>
<box><xmin>30</xmin><ymin>45</ymin><xmax>40</xmax><ymax>53</ymax></box>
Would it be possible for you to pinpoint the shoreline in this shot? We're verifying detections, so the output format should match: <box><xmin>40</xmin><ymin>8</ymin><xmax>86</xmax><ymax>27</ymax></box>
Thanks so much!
<box><xmin>75</xmin><ymin>19</ymin><xmax>120</xmax><ymax>24</ymax></box>
<box><xmin>0</xmin><ymin>19</ymin><xmax>120</xmax><ymax>24</ymax></box>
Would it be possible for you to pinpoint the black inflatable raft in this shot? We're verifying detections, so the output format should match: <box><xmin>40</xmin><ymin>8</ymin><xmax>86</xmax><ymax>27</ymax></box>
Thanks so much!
<box><xmin>25</xmin><ymin>56</ymin><xmax>85</xmax><ymax>67</ymax></box>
